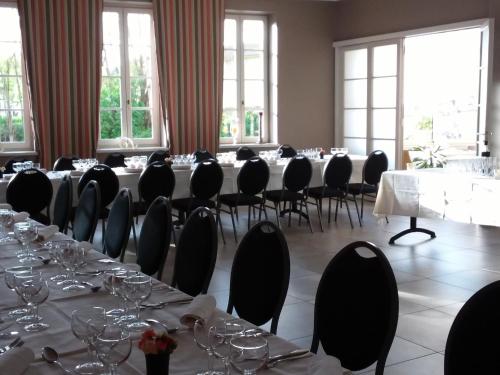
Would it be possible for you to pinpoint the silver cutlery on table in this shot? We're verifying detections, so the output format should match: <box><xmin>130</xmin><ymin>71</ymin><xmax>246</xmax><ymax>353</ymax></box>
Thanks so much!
<box><xmin>266</xmin><ymin>351</ymin><xmax>313</xmax><ymax>368</ymax></box>
<box><xmin>140</xmin><ymin>297</ymin><xmax>193</xmax><ymax>309</ymax></box>
<box><xmin>144</xmin><ymin>319</ymin><xmax>181</xmax><ymax>334</ymax></box>
<box><xmin>0</xmin><ymin>337</ymin><xmax>22</xmax><ymax>354</ymax></box>
<box><xmin>42</xmin><ymin>346</ymin><xmax>74</xmax><ymax>374</ymax></box>
<box><xmin>244</xmin><ymin>328</ymin><xmax>273</xmax><ymax>337</ymax></box>
<box><xmin>266</xmin><ymin>349</ymin><xmax>312</xmax><ymax>367</ymax></box>
<box><xmin>0</xmin><ymin>330</ymin><xmax>20</xmax><ymax>339</ymax></box>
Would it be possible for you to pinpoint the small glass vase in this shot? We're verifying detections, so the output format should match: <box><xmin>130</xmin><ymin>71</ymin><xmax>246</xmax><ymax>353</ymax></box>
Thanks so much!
<box><xmin>145</xmin><ymin>352</ymin><xmax>170</xmax><ymax>375</ymax></box>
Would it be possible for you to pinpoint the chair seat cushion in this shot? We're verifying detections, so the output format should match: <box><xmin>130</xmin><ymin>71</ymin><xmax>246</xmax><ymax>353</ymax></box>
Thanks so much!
<box><xmin>308</xmin><ymin>186</ymin><xmax>345</xmax><ymax>199</ymax></box>
<box><xmin>266</xmin><ymin>190</ymin><xmax>304</xmax><ymax>203</ymax></box>
<box><xmin>346</xmin><ymin>183</ymin><xmax>377</xmax><ymax>195</ymax></box>
<box><xmin>172</xmin><ymin>197</ymin><xmax>216</xmax><ymax>212</ymax></box>
<box><xmin>220</xmin><ymin>193</ymin><xmax>263</xmax><ymax>207</ymax></box>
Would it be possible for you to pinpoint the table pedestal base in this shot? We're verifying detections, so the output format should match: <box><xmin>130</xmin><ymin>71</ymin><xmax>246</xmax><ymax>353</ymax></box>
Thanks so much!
<box><xmin>389</xmin><ymin>217</ymin><xmax>436</xmax><ymax>244</ymax></box>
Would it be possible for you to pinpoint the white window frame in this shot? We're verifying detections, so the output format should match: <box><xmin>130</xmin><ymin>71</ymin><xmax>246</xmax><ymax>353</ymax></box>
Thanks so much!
<box><xmin>221</xmin><ymin>13</ymin><xmax>270</xmax><ymax>144</ymax></box>
<box><xmin>0</xmin><ymin>2</ymin><xmax>33</xmax><ymax>152</ymax></box>
<box><xmin>334</xmin><ymin>18</ymin><xmax>493</xmax><ymax>169</ymax></box>
<box><xmin>99</xmin><ymin>3</ymin><xmax>161</xmax><ymax>149</ymax></box>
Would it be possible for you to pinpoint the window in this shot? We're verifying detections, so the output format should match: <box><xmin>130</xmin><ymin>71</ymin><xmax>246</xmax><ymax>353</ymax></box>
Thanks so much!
<box><xmin>221</xmin><ymin>15</ymin><xmax>270</xmax><ymax>144</ymax></box>
<box><xmin>0</xmin><ymin>5</ymin><xmax>31</xmax><ymax>151</ymax></box>
<box><xmin>100</xmin><ymin>7</ymin><xmax>160</xmax><ymax>148</ymax></box>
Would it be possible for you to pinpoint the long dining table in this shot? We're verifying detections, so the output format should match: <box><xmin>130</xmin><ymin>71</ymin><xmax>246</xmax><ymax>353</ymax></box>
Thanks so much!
<box><xmin>0</xmin><ymin>225</ymin><xmax>345</xmax><ymax>374</ymax></box>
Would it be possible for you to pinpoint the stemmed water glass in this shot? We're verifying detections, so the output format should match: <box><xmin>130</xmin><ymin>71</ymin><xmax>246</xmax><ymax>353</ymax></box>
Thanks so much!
<box><xmin>14</xmin><ymin>221</ymin><xmax>38</xmax><ymax>263</ymax></box>
<box><xmin>0</xmin><ymin>209</ymin><xmax>13</xmax><ymax>242</ymax></box>
<box><xmin>15</xmin><ymin>275</ymin><xmax>50</xmax><ymax>332</ymax></box>
<box><xmin>210</xmin><ymin>318</ymin><xmax>245</xmax><ymax>375</ymax></box>
<box><xmin>229</xmin><ymin>336</ymin><xmax>269</xmax><ymax>375</ymax></box>
<box><xmin>95</xmin><ymin>323</ymin><xmax>132</xmax><ymax>375</ymax></box>
<box><xmin>58</xmin><ymin>242</ymin><xmax>86</xmax><ymax>291</ymax></box>
<box><xmin>103</xmin><ymin>269</ymin><xmax>135</xmax><ymax>322</ymax></box>
<box><xmin>4</xmin><ymin>266</ymin><xmax>32</xmax><ymax>318</ymax></box>
<box><xmin>122</xmin><ymin>274</ymin><xmax>152</xmax><ymax>330</ymax></box>
<box><xmin>194</xmin><ymin>319</ymin><xmax>224</xmax><ymax>375</ymax></box>
<box><xmin>46</xmin><ymin>239</ymin><xmax>76</xmax><ymax>282</ymax></box>
<box><xmin>71</xmin><ymin>306</ymin><xmax>107</xmax><ymax>374</ymax></box>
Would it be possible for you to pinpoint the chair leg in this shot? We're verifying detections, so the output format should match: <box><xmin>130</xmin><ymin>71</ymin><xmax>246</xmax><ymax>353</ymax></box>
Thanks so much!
<box><xmin>235</xmin><ymin>207</ymin><xmax>239</xmax><ymax>222</ymax></box>
<box><xmin>316</xmin><ymin>198</ymin><xmax>323</xmax><ymax>232</ymax></box>
<box><xmin>101</xmin><ymin>219</ymin><xmax>106</xmax><ymax>247</ymax></box>
<box><xmin>303</xmin><ymin>199</ymin><xmax>313</xmax><ymax>233</ymax></box>
<box><xmin>352</xmin><ymin>194</ymin><xmax>362</xmax><ymax>227</ymax></box>
<box><xmin>263</xmin><ymin>204</ymin><xmax>269</xmax><ymax>220</ymax></box>
<box><xmin>343</xmin><ymin>198</ymin><xmax>354</xmax><ymax>229</ymax></box>
<box><xmin>229</xmin><ymin>206</ymin><xmax>238</xmax><ymax>242</ymax></box>
<box><xmin>288</xmin><ymin>201</ymin><xmax>292</xmax><ymax>227</ymax></box>
<box><xmin>334</xmin><ymin>198</ymin><xmax>339</xmax><ymax>222</ymax></box>
<box><xmin>298</xmin><ymin>200</ymin><xmax>303</xmax><ymax>226</ymax></box>
<box><xmin>253</xmin><ymin>206</ymin><xmax>256</xmax><ymax>219</ymax></box>
<box><xmin>328</xmin><ymin>198</ymin><xmax>332</xmax><ymax>224</ymax></box>
<box><xmin>216</xmin><ymin>208</ymin><xmax>226</xmax><ymax>244</ymax></box>
<box><xmin>274</xmin><ymin>202</ymin><xmax>281</xmax><ymax>228</ymax></box>
<box><xmin>247</xmin><ymin>205</ymin><xmax>251</xmax><ymax>231</ymax></box>
<box><xmin>385</xmin><ymin>216</ymin><xmax>389</xmax><ymax>224</ymax></box>
<box><xmin>361</xmin><ymin>193</ymin><xmax>365</xmax><ymax>219</ymax></box>
<box><xmin>132</xmin><ymin>221</ymin><xmax>138</xmax><ymax>251</ymax></box>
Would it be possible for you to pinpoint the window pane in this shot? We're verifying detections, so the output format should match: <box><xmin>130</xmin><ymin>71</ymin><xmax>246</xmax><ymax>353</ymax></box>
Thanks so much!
<box><xmin>132</xmin><ymin>109</ymin><xmax>152</xmax><ymax>138</ymax></box>
<box><xmin>243</xmin><ymin>20</ymin><xmax>264</xmax><ymax>50</ymax></box>
<box><xmin>100</xmin><ymin>110</ymin><xmax>121</xmax><ymax>139</ymax></box>
<box><xmin>103</xmin><ymin>12</ymin><xmax>120</xmax><ymax>45</ymax></box>
<box><xmin>224</xmin><ymin>19</ymin><xmax>237</xmax><ymax>49</ymax></box>
<box><xmin>221</xmin><ymin>110</ymin><xmax>237</xmax><ymax>138</ymax></box>
<box><xmin>128</xmin><ymin>47</ymin><xmax>152</xmax><ymax>77</ymax></box>
<box><xmin>345</xmin><ymin>137</ymin><xmax>366</xmax><ymax>155</ymax></box>
<box><xmin>244</xmin><ymin>80</ymin><xmax>264</xmax><ymax>108</ymax></box>
<box><xmin>0</xmin><ymin>110</ymin><xmax>24</xmax><ymax>142</ymax></box>
<box><xmin>102</xmin><ymin>45</ymin><xmax>121</xmax><ymax>76</ymax></box>
<box><xmin>244</xmin><ymin>110</ymin><xmax>262</xmax><ymax>137</ymax></box>
<box><xmin>372</xmin><ymin>77</ymin><xmax>397</xmax><ymax>108</ymax></box>
<box><xmin>372</xmin><ymin>109</ymin><xmax>396</xmax><ymax>139</ymax></box>
<box><xmin>224</xmin><ymin>50</ymin><xmax>237</xmax><ymax>79</ymax></box>
<box><xmin>244</xmin><ymin>51</ymin><xmax>264</xmax><ymax>80</ymax></box>
<box><xmin>344</xmin><ymin>48</ymin><xmax>367</xmax><ymax>79</ymax></box>
<box><xmin>100</xmin><ymin>77</ymin><xmax>121</xmax><ymax>108</ymax></box>
<box><xmin>344</xmin><ymin>79</ymin><xmax>367</xmax><ymax>108</ymax></box>
<box><xmin>223</xmin><ymin>80</ymin><xmax>237</xmax><ymax>109</ymax></box>
<box><xmin>0</xmin><ymin>43</ymin><xmax>22</xmax><ymax>73</ymax></box>
<box><xmin>0</xmin><ymin>8</ymin><xmax>21</xmax><ymax>42</ymax></box>
<box><xmin>130</xmin><ymin>78</ymin><xmax>151</xmax><ymax>107</ymax></box>
<box><xmin>373</xmin><ymin>139</ymin><xmax>395</xmax><ymax>169</ymax></box>
<box><xmin>0</xmin><ymin>77</ymin><xmax>23</xmax><ymax>109</ymax></box>
<box><xmin>343</xmin><ymin>109</ymin><xmax>366</xmax><ymax>138</ymax></box>
<box><xmin>127</xmin><ymin>13</ymin><xmax>151</xmax><ymax>46</ymax></box>
<box><xmin>373</xmin><ymin>44</ymin><xmax>397</xmax><ymax>77</ymax></box>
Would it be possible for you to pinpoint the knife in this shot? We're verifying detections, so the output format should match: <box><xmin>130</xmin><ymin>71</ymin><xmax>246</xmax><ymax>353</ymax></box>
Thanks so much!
<box><xmin>268</xmin><ymin>349</ymin><xmax>311</xmax><ymax>363</ymax></box>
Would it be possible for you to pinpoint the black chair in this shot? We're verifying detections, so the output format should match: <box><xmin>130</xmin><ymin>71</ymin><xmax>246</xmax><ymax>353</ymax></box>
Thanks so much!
<box><xmin>171</xmin><ymin>159</ymin><xmax>225</xmax><ymax>243</ymax></box>
<box><xmin>103</xmin><ymin>188</ymin><xmax>133</xmax><ymax>261</ymax></box>
<box><xmin>307</xmin><ymin>153</ymin><xmax>356</xmax><ymax>231</ymax></box>
<box><xmin>236</xmin><ymin>146</ymin><xmax>256</xmax><ymax>161</ymax></box>
<box><xmin>278</xmin><ymin>144</ymin><xmax>297</xmax><ymax>158</ymax></box>
<box><xmin>266</xmin><ymin>155</ymin><xmax>313</xmax><ymax>232</ymax></box>
<box><xmin>171</xmin><ymin>207</ymin><xmax>217</xmax><ymax>296</ymax></box>
<box><xmin>219</xmin><ymin>157</ymin><xmax>269</xmax><ymax>241</ymax></box>
<box><xmin>311</xmin><ymin>241</ymin><xmax>398</xmax><ymax>375</ymax></box>
<box><xmin>346</xmin><ymin>150</ymin><xmax>388</xmax><ymax>221</ymax></box>
<box><xmin>192</xmin><ymin>149</ymin><xmax>214</xmax><ymax>163</ymax></box>
<box><xmin>4</xmin><ymin>158</ymin><xmax>28</xmax><ymax>174</ymax></box>
<box><xmin>136</xmin><ymin>196</ymin><xmax>172</xmax><ymax>280</ymax></box>
<box><xmin>136</xmin><ymin>162</ymin><xmax>176</xmax><ymax>216</ymax></box>
<box><xmin>78</xmin><ymin>164</ymin><xmax>119</xmax><ymax>240</ymax></box>
<box><xmin>227</xmin><ymin>221</ymin><xmax>290</xmax><ymax>334</ymax></box>
<box><xmin>147</xmin><ymin>150</ymin><xmax>169</xmax><ymax>165</ymax></box>
<box><xmin>6</xmin><ymin>168</ymin><xmax>53</xmax><ymax>225</ymax></box>
<box><xmin>444</xmin><ymin>280</ymin><xmax>500</xmax><ymax>374</ymax></box>
<box><xmin>72</xmin><ymin>180</ymin><xmax>101</xmax><ymax>242</ymax></box>
<box><xmin>53</xmin><ymin>156</ymin><xmax>77</xmax><ymax>171</ymax></box>
<box><xmin>103</xmin><ymin>153</ymin><xmax>126</xmax><ymax>168</ymax></box>
<box><xmin>53</xmin><ymin>174</ymin><xmax>73</xmax><ymax>233</ymax></box>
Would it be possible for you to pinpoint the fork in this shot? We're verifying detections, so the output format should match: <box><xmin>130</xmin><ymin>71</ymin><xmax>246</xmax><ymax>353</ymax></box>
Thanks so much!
<box><xmin>0</xmin><ymin>337</ymin><xmax>21</xmax><ymax>354</ymax></box>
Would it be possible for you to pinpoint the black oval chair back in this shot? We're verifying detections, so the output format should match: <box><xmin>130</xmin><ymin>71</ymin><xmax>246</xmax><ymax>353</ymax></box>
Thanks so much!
<box><xmin>53</xmin><ymin>174</ymin><xmax>73</xmax><ymax>233</ymax></box>
<box><xmin>78</xmin><ymin>164</ymin><xmax>119</xmax><ymax>209</ymax></box>
<box><xmin>137</xmin><ymin>196</ymin><xmax>172</xmax><ymax>280</ymax></box>
<box><xmin>103</xmin><ymin>153</ymin><xmax>126</xmax><ymax>168</ymax></box>
<box><xmin>193</xmin><ymin>149</ymin><xmax>214</xmax><ymax>163</ymax></box>
<box><xmin>278</xmin><ymin>144</ymin><xmax>297</xmax><ymax>158</ymax></box>
<box><xmin>190</xmin><ymin>159</ymin><xmax>224</xmax><ymax>200</ymax></box>
<box><xmin>282</xmin><ymin>155</ymin><xmax>312</xmax><ymax>193</ymax></box>
<box><xmin>7</xmin><ymin>168</ymin><xmax>53</xmax><ymax>224</ymax></box>
<box><xmin>324</xmin><ymin>153</ymin><xmax>352</xmax><ymax>189</ymax></box>
<box><xmin>363</xmin><ymin>150</ymin><xmax>388</xmax><ymax>186</ymax></box>
<box><xmin>103</xmin><ymin>188</ymin><xmax>133</xmax><ymax>261</ymax></box>
<box><xmin>227</xmin><ymin>221</ymin><xmax>290</xmax><ymax>334</ymax></box>
<box><xmin>444</xmin><ymin>280</ymin><xmax>500</xmax><ymax>374</ymax></box>
<box><xmin>238</xmin><ymin>157</ymin><xmax>269</xmax><ymax>196</ymax></box>
<box><xmin>172</xmin><ymin>207</ymin><xmax>217</xmax><ymax>296</ymax></box>
<box><xmin>147</xmin><ymin>150</ymin><xmax>169</xmax><ymax>165</ymax></box>
<box><xmin>236</xmin><ymin>146</ymin><xmax>256</xmax><ymax>161</ymax></box>
<box><xmin>4</xmin><ymin>158</ymin><xmax>28</xmax><ymax>174</ymax></box>
<box><xmin>138</xmin><ymin>162</ymin><xmax>176</xmax><ymax>206</ymax></box>
<box><xmin>72</xmin><ymin>180</ymin><xmax>101</xmax><ymax>242</ymax></box>
<box><xmin>53</xmin><ymin>157</ymin><xmax>77</xmax><ymax>171</ymax></box>
<box><xmin>311</xmin><ymin>241</ymin><xmax>398</xmax><ymax>374</ymax></box>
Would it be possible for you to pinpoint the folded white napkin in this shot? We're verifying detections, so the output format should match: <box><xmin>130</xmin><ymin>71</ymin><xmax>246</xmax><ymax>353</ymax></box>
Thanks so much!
<box><xmin>13</xmin><ymin>211</ymin><xmax>29</xmax><ymax>223</ymax></box>
<box><xmin>0</xmin><ymin>204</ymin><xmax>12</xmax><ymax>210</ymax></box>
<box><xmin>37</xmin><ymin>225</ymin><xmax>59</xmax><ymax>241</ymax></box>
<box><xmin>309</xmin><ymin>355</ymin><xmax>344</xmax><ymax>375</ymax></box>
<box><xmin>0</xmin><ymin>347</ymin><xmax>35</xmax><ymax>374</ymax></box>
<box><xmin>180</xmin><ymin>295</ymin><xmax>216</xmax><ymax>328</ymax></box>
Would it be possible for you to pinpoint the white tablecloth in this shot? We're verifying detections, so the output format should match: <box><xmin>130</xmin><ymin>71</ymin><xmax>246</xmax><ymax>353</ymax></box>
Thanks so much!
<box><xmin>374</xmin><ymin>169</ymin><xmax>500</xmax><ymax>226</ymax></box>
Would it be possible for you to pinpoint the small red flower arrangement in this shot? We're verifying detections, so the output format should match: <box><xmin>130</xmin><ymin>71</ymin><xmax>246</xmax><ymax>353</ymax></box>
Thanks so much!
<box><xmin>138</xmin><ymin>329</ymin><xmax>177</xmax><ymax>355</ymax></box>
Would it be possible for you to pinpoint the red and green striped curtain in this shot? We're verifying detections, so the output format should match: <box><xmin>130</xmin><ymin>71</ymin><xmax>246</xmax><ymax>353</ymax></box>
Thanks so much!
<box><xmin>17</xmin><ymin>0</ymin><xmax>103</xmax><ymax>168</ymax></box>
<box><xmin>153</xmin><ymin>0</ymin><xmax>224</xmax><ymax>155</ymax></box>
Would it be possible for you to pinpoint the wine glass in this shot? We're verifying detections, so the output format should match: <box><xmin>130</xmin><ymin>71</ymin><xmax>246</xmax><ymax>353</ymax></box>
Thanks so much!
<box><xmin>58</xmin><ymin>242</ymin><xmax>86</xmax><ymax>291</ymax></box>
<box><xmin>46</xmin><ymin>239</ymin><xmax>76</xmax><ymax>282</ymax></box>
<box><xmin>4</xmin><ymin>266</ymin><xmax>32</xmax><ymax>318</ymax></box>
<box><xmin>210</xmin><ymin>318</ymin><xmax>245</xmax><ymax>374</ymax></box>
<box><xmin>14</xmin><ymin>221</ymin><xmax>38</xmax><ymax>263</ymax></box>
<box><xmin>71</xmin><ymin>306</ymin><xmax>107</xmax><ymax>374</ymax></box>
<box><xmin>0</xmin><ymin>209</ymin><xmax>13</xmax><ymax>242</ymax></box>
<box><xmin>103</xmin><ymin>268</ymin><xmax>134</xmax><ymax>321</ymax></box>
<box><xmin>13</xmin><ymin>270</ymin><xmax>42</xmax><ymax>325</ymax></box>
<box><xmin>229</xmin><ymin>336</ymin><xmax>269</xmax><ymax>374</ymax></box>
<box><xmin>17</xmin><ymin>278</ymin><xmax>50</xmax><ymax>332</ymax></box>
<box><xmin>122</xmin><ymin>274</ymin><xmax>152</xmax><ymax>330</ymax></box>
<box><xmin>194</xmin><ymin>319</ymin><xmax>224</xmax><ymax>375</ymax></box>
<box><xmin>95</xmin><ymin>324</ymin><xmax>132</xmax><ymax>375</ymax></box>
<box><xmin>12</xmin><ymin>162</ymin><xmax>23</xmax><ymax>173</ymax></box>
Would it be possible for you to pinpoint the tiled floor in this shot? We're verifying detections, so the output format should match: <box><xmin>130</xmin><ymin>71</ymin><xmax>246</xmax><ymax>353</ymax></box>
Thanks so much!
<box><xmin>94</xmin><ymin>201</ymin><xmax>500</xmax><ymax>374</ymax></box>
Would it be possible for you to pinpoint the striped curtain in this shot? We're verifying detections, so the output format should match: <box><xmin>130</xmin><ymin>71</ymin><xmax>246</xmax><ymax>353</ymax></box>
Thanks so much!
<box><xmin>153</xmin><ymin>0</ymin><xmax>224</xmax><ymax>155</ymax></box>
<box><xmin>17</xmin><ymin>0</ymin><xmax>103</xmax><ymax>168</ymax></box>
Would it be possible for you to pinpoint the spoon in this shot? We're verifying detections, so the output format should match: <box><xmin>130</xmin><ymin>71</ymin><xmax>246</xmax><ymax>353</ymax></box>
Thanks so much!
<box><xmin>144</xmin><ymin>318</ymin><xmax>180</xmax><ymax>334</ymax></box>
<box><xmin>42</xmin><ymin>346</ymin><xmax>72</xmax><ymax>374</ymax></box>
<box><xmin>79</xmin><ymin>281</ymin><xmax>101</xmax><ymax>293</ymax></box>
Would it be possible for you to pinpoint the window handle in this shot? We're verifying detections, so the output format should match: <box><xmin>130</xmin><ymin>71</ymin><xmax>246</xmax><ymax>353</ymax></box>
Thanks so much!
<box><xmin>127</xmin><ymin>99</ymin><xmax>130</xmax><ymax>105</ymax></box>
